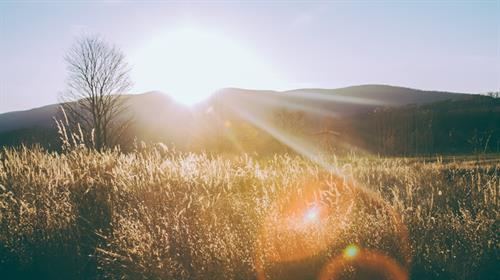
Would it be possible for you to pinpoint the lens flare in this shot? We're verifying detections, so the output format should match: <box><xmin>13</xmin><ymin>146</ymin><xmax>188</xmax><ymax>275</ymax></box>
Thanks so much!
<box><xmin>343</xmin><ymin>244</ymin><xmax>359</xmax><ymax>259</ymax></box>
<box><xmin>254</xmin><ymin>174</ymin><xmax>412</xmax><ymax>280</ymax></box>
<box><xmin>319</xmin><ymin>248</ymin><xmax>409</xmax><ymax>280</ymax></box>
<box><xmin>303</xmin><ymin>205</ymin><xmax>320</xmax><ymax>224</ymax></box>
<box><xmin>254</xmin><ymin>176</ymin><xmax>357</xmax><ymax>280</ymax></box>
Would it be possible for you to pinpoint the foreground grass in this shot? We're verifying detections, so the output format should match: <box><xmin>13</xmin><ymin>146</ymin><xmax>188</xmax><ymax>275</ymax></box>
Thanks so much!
<box><xmin>0</xmin><ymin>145</ymin><xmax>498</xmax><ymax>279</ymax></box>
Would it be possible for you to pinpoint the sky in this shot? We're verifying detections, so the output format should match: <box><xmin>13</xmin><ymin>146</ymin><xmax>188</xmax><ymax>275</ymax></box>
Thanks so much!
<box><xmin>0</xmin><ymin>0</ymin><xmax>499</xmax><ymax>112</ymax></box>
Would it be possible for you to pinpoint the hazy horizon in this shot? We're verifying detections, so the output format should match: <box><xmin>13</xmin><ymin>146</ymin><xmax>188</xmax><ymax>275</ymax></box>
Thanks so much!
<box><xmin>1</xmin><ymin>1</ymin><xmax>499</xmax><ymax>113</ymax></box>
<box><xmin>0</xmin><ymin>83</ymin><xmax>479</xmax><ymax>114</ymax></box>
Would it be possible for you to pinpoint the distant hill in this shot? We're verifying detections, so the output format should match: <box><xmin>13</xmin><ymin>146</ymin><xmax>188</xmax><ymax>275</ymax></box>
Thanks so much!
<box><xmin>287</xmin><ymin>84</ymin><xmax>472</xmax><ymax>105</ymax></box>
<box><xmin>209</xmin><ymin>85</ymin><xmax>474</xmax><ymax>118</ymax></box>
<box><xmin>0</xmin><ymin>104</ymin><xmax>59</xmax><ymax>133</ymax></box>
<box><xmin>0</xmin><ymin>84</ymin><xmax>496</xmax><ymax>154</ymax></box>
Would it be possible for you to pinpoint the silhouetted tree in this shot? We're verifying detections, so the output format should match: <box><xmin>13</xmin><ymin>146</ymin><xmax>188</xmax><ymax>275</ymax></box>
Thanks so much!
<box><xmin>60</xmin><ymin>35</ymin><xmax>132</xmax><ymax>150</ymax></box>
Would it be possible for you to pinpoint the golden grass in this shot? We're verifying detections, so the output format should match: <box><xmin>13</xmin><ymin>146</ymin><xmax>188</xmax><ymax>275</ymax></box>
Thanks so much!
<box><xmin>0</xmin><ymin>145</ymin><xmax>498</xmax><ymax>279</ymax></box>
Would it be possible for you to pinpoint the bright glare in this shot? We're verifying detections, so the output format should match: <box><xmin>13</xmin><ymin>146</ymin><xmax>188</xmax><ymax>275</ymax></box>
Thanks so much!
<box><xmin>130</xmin><ymin>28</ymin><xmax>281</xmax><ymax>105</ymax></box>
<box><xmin>303</xmin><ymin>205</ymin><xmax>320</xmax><ymax>223</ymax></box>
<box><xmin>343</xmin><ymin>244</ymin><xmax>359</xmax><ymax>259</ymax></box>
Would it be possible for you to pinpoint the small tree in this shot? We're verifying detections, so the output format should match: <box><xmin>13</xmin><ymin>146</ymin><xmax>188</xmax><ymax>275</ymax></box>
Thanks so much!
<box><xmin>60</xmin><ymin>35</ymin><xmax>132</xmax><ymax>150</ymax></box>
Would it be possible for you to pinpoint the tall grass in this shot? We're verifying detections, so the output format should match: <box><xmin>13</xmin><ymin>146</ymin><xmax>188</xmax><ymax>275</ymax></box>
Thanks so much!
<box><xmin>0</xmin><ymin>144</ymin><xmax>498</xmax><ymax>279</ymax></box>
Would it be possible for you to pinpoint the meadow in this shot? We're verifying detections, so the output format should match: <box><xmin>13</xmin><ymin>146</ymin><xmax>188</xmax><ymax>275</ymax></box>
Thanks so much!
<box><xmin>0</xmin><ymin>144</ymin><xmax>498</xmax><ymax>279</ymax></box>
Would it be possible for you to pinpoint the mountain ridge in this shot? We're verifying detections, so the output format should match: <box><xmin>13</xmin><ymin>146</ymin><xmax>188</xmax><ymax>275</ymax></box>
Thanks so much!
<box><xmin>0</xmin><ymin>84</ymin><xmax>490</xmax><ymax>152</ymax></box>
<box><xmin>0</xmin><ymin>84</ymin><xmax>474</xmax><ymax>116</ymax></box>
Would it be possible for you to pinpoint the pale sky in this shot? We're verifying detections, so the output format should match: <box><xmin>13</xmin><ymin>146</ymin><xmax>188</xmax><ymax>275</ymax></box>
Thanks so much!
<box><xmin>0</xmin><ymin>1</ymin><xmax>499</xmax><ymax>112</ymax></box>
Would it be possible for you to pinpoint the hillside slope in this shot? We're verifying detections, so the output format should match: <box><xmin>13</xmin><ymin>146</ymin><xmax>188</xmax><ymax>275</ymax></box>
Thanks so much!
<box><xmin>0</xmin><ymin>85</ymin><xmax>487</xmax><ymax>153</ymax></box>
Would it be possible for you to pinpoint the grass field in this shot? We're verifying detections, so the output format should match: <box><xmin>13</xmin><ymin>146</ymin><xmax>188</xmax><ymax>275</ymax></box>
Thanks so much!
<box><xmin>0</xmin><ymin>144</ymin><xmax>498</xmax><ymax>279</ymax></box>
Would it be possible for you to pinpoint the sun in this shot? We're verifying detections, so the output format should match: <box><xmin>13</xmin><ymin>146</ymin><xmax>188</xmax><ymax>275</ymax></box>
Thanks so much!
<box><xmin>130</xmin><ymin>27</ymin><xmax>280</xmax><ymax>105</ymax></box>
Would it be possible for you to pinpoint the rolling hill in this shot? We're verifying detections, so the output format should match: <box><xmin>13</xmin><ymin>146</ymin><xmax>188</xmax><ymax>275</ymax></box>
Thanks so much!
<box><xmin>0</xmin><ymin>84</ymin><xmax>496</xmax><ymax>154</ymax></box>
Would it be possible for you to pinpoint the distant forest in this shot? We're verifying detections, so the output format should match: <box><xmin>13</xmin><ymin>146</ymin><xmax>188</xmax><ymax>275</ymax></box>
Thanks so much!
<box><xmin>340</xmin><ymin>97</ymin><xmax>500</xmax><ymax>155</ymax></box>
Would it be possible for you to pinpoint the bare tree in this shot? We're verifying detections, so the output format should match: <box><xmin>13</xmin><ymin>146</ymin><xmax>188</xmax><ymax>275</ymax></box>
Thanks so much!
<box><xmin>60</xmin><ymin>35</ymin><xmax>132</xmax><ymax>150</ymax></box>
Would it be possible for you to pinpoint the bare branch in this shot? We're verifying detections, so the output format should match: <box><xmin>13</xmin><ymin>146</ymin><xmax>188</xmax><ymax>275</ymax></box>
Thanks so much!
<box><xmin>59</xmin><ymin>34</ymin><xmax>133</xmax><ymax>150</ymax></box>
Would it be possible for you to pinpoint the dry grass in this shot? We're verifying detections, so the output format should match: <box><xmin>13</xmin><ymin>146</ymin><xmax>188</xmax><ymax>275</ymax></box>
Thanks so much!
<box><xmin>0</xmin><ymin>144</ymin><xmax>498</xmax><ymax>279</ymax></box>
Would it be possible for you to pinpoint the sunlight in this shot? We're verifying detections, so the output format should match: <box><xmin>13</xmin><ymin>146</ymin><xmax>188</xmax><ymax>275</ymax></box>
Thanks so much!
<box><xmin>223</xmin><ymin>95</ymin><xmax>339</xmax><ymax>174</ymax></box>
<box><xmin>130</xmin><ymin>27</ymin><xmax>280</xmax><ymax>105</ymax></box>
<box><xmin>303</xmin><ymin>205</ymin><xmax>320</xmax><ymax>223</ymax></box>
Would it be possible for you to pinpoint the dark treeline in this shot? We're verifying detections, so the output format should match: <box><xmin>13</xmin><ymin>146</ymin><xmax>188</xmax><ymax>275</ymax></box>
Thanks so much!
<box><xmin>0</xmin><ymin>127</ymin><xmax>58</xmax><ymax>150</ymax></box>
<box><xmin>339</xmin><ymin>97</ymin><xmax>500</xmax><ymax>156</ymax></box>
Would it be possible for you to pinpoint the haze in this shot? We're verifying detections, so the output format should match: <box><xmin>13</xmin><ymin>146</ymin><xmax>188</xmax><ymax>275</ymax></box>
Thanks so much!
<box><xmin>0</xmin><ymin>1</ymin><xmax>499</xmax><ymax>112</ymax></box>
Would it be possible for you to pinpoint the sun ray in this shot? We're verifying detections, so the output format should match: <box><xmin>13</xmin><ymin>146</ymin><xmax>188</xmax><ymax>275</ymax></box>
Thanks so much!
<box><xmin>287</xmin><ymin>90</ymin><xmax>391</xmax><ymax>106</ymax></box>
<box><xmin>236</xmin><ymin>92</ymin><xmax>340</xmax><ymax>118</ymax></box>
<box><xmin>225</xmin><ymin>101</ymin><xmax>339</xmax><ymax>174</ymax></box>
